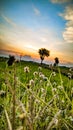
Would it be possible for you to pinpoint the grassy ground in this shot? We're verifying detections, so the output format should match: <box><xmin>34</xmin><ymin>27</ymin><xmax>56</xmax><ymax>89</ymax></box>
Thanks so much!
<box><xmin>0</xmin><ymin>57</ymin><xmax>73</xmax><ymax>130</ymax></box>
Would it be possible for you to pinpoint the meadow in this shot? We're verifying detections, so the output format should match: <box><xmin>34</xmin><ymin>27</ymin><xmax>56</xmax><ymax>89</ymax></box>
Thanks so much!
<box><xmin>0</xmin><ymin>57</ymin><xmax>73</xmax><ymax>130</ymax></box>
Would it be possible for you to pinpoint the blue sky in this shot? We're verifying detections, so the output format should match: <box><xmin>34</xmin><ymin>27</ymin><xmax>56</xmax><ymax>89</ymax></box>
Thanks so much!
<box><xmin>0</xmin><ymin>0</ymin><xmax>73</xmax><ymax>64</ymax></box>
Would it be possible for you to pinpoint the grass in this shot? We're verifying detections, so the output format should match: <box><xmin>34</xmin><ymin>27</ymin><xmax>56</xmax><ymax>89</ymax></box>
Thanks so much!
<box><xmin>0</xmin><ymin>57</ymin><xmax>73</xmax><ymax>130</ymax></box>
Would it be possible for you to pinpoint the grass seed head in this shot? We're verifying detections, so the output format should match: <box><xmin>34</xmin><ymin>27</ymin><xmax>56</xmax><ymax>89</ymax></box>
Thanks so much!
<box><xmin>24</xmin><ymin>66</ymin><xmax>30</xmax><ymax>73</ymax></box>
<box><xmin>0</xmin><ymin>90</ymin><xmax>6</xmax><ymax>98</ymax></box>
<box><xmin>39</xmin><ymin>73</ymin><xmax>45</xmax><ymax>79</ymax></box>
<box><xmin>33</xmin><ymin>71</ymin><xmax>38</xmax><ymax>76</ymax></box>
<box><xmin>52</xmin><ymin>71</ymin><xmax>56</xmax><ymax>76</ymax></box>
<box><xmin>29</xmin><ymin>79</ymin><xmax>34</xmax><ymax>86</ymax></box>
<box><xmin>38</xmin><ymin>66</ymin><xmax>42</xmax><ymax>71</ymax></box>
<box><xmin>67</xmin><ymin>73</ymin><xmax>72</xmax><ymax>79</ymax></box>
<box><xmin>52</xmin><ymin>88</ymin><xmax>57</xmax><ymax>92</ymax></box>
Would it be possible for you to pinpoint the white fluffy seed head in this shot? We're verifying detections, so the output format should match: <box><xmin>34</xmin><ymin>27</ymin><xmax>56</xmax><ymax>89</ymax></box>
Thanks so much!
<box><xmin>52</xmin><ymin>72</ymin><xmax>56</xmax><ymax>76</ymax></box>
<box><xmin>52</xmin><ymin>88</ymin><xmax>57</xmax><ymax>92</ymax></box>
<box><xmin>33</xmin><ymin>71</ymin><xmax>38</xmax><ymax>76</ymax></box>
<box><xmin>38</xmin><ymin>66</ymin><xmax>42</xmax><ymax>71</ymax></box>
<box><xmin>29</xmin><ymin>79</ymin><xmax>34</xmax><ymax>86</ymax></box>
<box><xmin>39</xmin><ymin>73</ymin><xmax>45</xmax><ymax>79</ymax></box>
<box><xmin>67</xmin><ymin>73</ymin><xmax>72</xmax><ymax>79</ymax></box>
<box><xmin>24</xmin><ymin>66</ymin><xmax>30</xmax><ymax>73</ymax></box>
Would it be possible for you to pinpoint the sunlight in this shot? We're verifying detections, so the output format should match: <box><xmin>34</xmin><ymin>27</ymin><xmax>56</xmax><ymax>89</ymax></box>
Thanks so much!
<box><xmin>26</xmin><ymin>45</ymin><xmax>36</xmax><ymax>50</ymax></box>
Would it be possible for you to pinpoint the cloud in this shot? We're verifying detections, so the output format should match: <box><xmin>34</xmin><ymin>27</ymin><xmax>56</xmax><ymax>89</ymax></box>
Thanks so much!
<box><xmin>0</xmin><ymin>17</ymin><xmax>62</xmax><ymax>57</ymax></box>
<box><xmin>1</xmin><ymin>14</ymin><xmax>73</xmax><ymax>63</ymax></box>
<box><xmin>33</xmin><ymin>6</ymin><xmax>40</xmax><ymax>16</ymax></box>
<box><xmin>51</xmin><ymin>0</ymin><xmax>72</xmax><ymax>4</ymax></box>
<box><xmin>0</xmin><ymin>38</ymin><xmax>17</xmax><ymax>53</ymax></box>
<box><xmin>59</xmin><ymin>5</ymin><xmax>73</xmax><ymax>43</ymax></box>
<box><xmin>1</xmin><ymin>14</ymin><xmax>16</xmax><ymax>27</ymax></box>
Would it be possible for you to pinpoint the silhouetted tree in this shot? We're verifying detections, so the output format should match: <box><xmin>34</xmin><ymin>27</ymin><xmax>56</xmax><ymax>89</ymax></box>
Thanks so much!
<box><xmin>54</xmin><ymin>57</ymin><xmax>59</xmax><ymax>66</ymax></box>
<box><xmin>38</xmin><ymin>48</ymin><xmax>50</xmax><ymax>64</ymax></box>
<box><xmin>7</xmin><ymin>55</ymin><xmax>15</xmax><ymax>66</ymax></box>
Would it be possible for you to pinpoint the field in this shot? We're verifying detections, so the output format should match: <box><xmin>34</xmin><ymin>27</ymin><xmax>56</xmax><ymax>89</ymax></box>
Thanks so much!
<box><xmin>0</xmin><ymin>57</ymin><xmax>73</xmax><ymax>130</ymax></box>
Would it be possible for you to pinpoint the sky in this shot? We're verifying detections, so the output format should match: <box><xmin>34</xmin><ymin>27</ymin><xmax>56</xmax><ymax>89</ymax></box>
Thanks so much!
<box><xmin>0</xmin><ymin>0</ymin><xmax>73</xmax><ymax>65</ymax></box>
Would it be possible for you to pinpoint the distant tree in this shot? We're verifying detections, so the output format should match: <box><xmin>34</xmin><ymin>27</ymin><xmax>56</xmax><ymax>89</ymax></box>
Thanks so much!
<box><xmin>38</xmin><ymin>48</ymin><xmax>50</xmax><ymax>64</ymax></box>
<box><xmin>7</xmin><ymin>55</ymin><xmax>15</xmax><ymax>66</ymax></box>
<box><xmin>54</xmin><ymin>57</ymin><xmax>59</xmax><ymax>66</ymax></box>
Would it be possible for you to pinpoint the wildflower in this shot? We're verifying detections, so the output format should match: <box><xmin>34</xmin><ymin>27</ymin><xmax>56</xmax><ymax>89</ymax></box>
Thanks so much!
<box><xmin>39</xmin><ymin>72</ymin><xmax>46</xmax><ymax>79</ymax></box>
<box><xmin>39</xmin><ymin>72</ymin><xmax>42</xmax><ymax>75</ymax></box>
<box><xmin>29</xmin><ymin>79</ymin><xmax>34</xmax><ymax>86</ymax></box>
<box><xmin>38</xmin><ymin>66</ymin><xmax>42</xmax><ymax>71</ymax></box>
<box><xmin>67</xmin><ymin>73</ymin><xmax>72</xmax><ymax>79</ymax></box>
<box><xmin>33</xmin><ymin>71</ymin><xmax>38</xmax><ymax>76</ymax></box>
<box><xmin>39</xmin><ymin>73</ymin><xmax>45</xmax><ymax>79</ymax></box>
<box><xmin>24</xmin><ymin>66</ymin><xmax>30</xmax><ymax>73</ymax></box>
<box><xmin>0</xmin><ymin>90</ymin><xmax>6</xmax><ymax>98</ymax></box>
<box><xmin>52</xmin><ymin>71</ymin><xmax>56</xmax><ymax>76</ymax></box>
<box><xmin>52</xmin><ymin>88</ymin><xmax>57</xmax><ymax>92</ymax></box>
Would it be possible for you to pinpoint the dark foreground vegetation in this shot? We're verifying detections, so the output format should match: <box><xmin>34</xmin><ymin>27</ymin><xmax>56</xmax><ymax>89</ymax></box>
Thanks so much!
<box><xmin>0</xmin><ymin>56</ymin><xmax>73</xmax><ymax>130</ymax></box>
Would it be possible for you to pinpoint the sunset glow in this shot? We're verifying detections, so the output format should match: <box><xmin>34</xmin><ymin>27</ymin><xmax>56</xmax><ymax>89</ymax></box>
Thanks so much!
<box><xmin>0</xmin><ymin>0</ymin><xmax>73</xmax><ymax>65</ymax></box>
